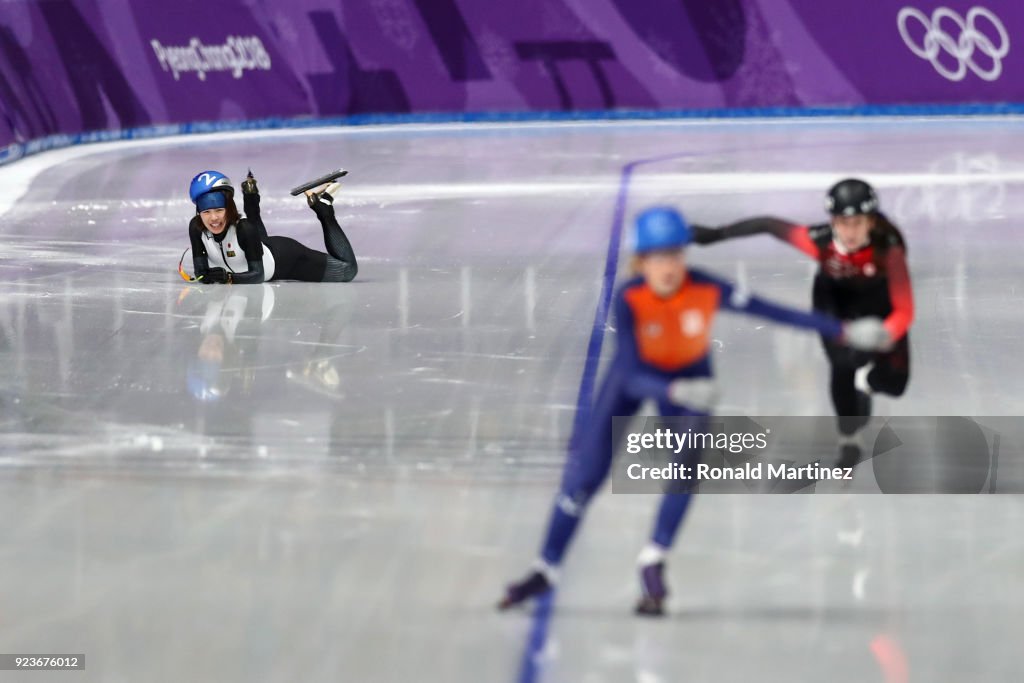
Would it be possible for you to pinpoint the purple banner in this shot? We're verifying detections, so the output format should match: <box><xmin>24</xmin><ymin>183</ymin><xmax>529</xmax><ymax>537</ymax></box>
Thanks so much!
<box><xmin>0</xmin><ymin>1</ymin><xmax>1020</xmax><ymax>154</ymax></box>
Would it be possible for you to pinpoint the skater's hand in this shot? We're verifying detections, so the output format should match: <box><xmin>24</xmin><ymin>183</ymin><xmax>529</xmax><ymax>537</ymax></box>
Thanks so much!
<box><xmin>666</xmin><ymin>378</ymin><xmax>719</xmax><ymax>411</ymax></box>
<box><xmin>242</xmin><ymin>170</ymin><xmax>258</xmax><ymax>195</ymax></box>
<box><xmin>202</xmin><ymin>267</ymin><xmax>229</xmax><ymax>284</ymax></box>
<box><xmin>842</xmin><ymin>317</ymin><xmax>891</xmax><ymax>351</ymax></box>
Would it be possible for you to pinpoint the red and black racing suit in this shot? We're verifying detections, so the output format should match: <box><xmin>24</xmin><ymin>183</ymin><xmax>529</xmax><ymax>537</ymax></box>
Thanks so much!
<box><xmin>693</xmin><ymin>215</ymin><xmax>913</xmax><ymax>435</ymax></box>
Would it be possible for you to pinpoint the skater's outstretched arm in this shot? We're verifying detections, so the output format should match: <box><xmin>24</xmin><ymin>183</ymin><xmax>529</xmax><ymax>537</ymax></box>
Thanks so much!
<box><xmin>692</xmin><ymin>268</ymin><xmax>892</xmax><ymax>351</ymax></box>
<box><xmin>691</xmin><ymin>268</ymin><xmax>842</xmax><ymax>337</ymax></box>
<box><xmin>692</xmin><ymin>217</ymin><xmax>819</xmax><ymax>259</ymax></box>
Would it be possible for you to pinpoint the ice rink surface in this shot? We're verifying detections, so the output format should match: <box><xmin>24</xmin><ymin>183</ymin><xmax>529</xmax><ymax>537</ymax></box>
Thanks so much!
<box><xmin>1</xmin><ymin>118</ymin><xmax>1022</xmax><ymax>682</ymax></box>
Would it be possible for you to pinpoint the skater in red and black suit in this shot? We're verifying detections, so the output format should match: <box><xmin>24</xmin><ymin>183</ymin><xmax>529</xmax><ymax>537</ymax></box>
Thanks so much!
<box><xmin>692</xmin><ymin>179</ymin><xmax>914</xmax><ymax>466</ymax></box>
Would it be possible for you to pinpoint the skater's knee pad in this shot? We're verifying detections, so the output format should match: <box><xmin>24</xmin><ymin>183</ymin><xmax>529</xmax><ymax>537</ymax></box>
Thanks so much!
<box><xmin>555</xmin><ymin>491</ymin><xmax>592</xmax><ymax>517</ymax></box>
<box><xmin>560</xmin><ymin>457</ymin><xmax>613</xmax><ymax>503</ymax></box>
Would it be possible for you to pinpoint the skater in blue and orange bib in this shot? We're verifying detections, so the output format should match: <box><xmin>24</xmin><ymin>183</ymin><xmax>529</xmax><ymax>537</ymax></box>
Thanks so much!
<box><xmin>498</xmin><ymin>206</ymin><xmax>891</xmax><ymax>616</ymax></box>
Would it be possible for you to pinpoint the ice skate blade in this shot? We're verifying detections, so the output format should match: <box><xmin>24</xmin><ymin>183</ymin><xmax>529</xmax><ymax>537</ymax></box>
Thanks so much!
<box><xmin>290</xmin><ymin>169</ymin><xmax>348</xmax><ymax>196</ymax></box>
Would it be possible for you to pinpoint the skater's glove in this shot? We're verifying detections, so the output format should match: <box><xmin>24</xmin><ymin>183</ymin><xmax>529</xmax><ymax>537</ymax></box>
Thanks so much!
<box><xmin>666</xmin><ymin>378</ymin><xmax>719</xmax><ymax>412</ymax></box>
<box><xmin>690</xmin><ymin>225</ymin><xmax>724</xmax><ymax>245</ymax></box>
<box><xmin>202</xmin><ymin>267</ymin><xmax>229</xmax><ymax>284</ymax></box>
<box><xmin>242</xmin><ymin>171</ymin><xmax>258</xmax><ymax>195</ymax></box>
<box><xmin>842</xmin><ymin>317</ymin><xmax>891</xmax><ymax>351</ymax></box>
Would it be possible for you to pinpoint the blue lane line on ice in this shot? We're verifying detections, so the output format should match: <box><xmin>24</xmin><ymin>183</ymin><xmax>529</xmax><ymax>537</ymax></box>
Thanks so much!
<box><xmin>5</xmin><ymin>101</ymin><xmax>1024</xmax><ymax>166</ymax></box>
<box><xmin>515</xmin><ymin>156</ymin><xmax>640</xmax><ymax>683</ymax></box>
<box><xmin>570</xmin><ymin>148</ymin><xmax>712</xmax><ymax>436</ymax></box>
<box><xmin>567</xmin><ymin>160</ymin><xmax>637</xmax><ymax>440</ymax></box>
<box><xmin>521</xmin><ymin>148</ymin><xmax>705</xmax><ymax>683</ymax></box>
<box><xmin>516</xmin><ymin>590</ymin><xmax>555</xmax><ymax>683</ymax></box>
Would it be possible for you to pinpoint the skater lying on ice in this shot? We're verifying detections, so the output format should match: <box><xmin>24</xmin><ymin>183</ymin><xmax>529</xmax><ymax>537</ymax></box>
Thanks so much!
<box><xmin>499</xmin><ymin>206</ymin><xmax>892</xmax><ymax>616</ymax></box>
<box><xmin>182</xmin><ymin>169</ymin><xmax>358</xmax><ymax>284</ymax></box>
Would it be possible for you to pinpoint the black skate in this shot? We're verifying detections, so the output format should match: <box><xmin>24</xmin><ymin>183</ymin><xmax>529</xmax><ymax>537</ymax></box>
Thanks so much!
<box><xmin>241</xmin><ymin>169</ymin><xmax>258</xmax><ymax>195</ymax></box>
<box><xmin>497</xmin><ymin>570</ymin><xmax>552</xmax><ymax>610</ymax></box>
<box><xmin>290</xmin><ymin>168</ymin><xmax>348</xmax><ymax>196</ymax></box>
<box><xmin>635</xmin><ymin>561</ymin><xmax>668</xmax><ymax>616</ymax></box>
<box><xmin>837</xmin><ymin>442</ymin><xmax>862</xmax><ymax>471</ymax></box>
<box><xmin>305</xmin><ymin>182</ymin><xmax>341</xmax><ymax>209</ymax></box>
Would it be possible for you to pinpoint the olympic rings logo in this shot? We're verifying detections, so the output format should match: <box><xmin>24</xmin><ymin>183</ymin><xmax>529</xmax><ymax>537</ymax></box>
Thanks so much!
<box><xmin>897</xmin><ymin>6</ymin><xmax>1009</xmax><ymax>82</ymax></box>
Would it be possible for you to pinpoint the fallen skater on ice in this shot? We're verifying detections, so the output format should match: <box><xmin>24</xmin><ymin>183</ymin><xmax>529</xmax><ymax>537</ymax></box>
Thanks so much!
<box><xmin>180</xmin><ymin>169</ymin><xmax>358</xmax><ymax>284</ymax></box>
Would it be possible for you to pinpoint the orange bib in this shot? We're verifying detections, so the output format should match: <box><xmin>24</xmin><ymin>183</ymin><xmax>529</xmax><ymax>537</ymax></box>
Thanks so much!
<box><xmin>624</xmin><ymin>280</ymin><xmax>721</xmax><ymax>371</ymax></box>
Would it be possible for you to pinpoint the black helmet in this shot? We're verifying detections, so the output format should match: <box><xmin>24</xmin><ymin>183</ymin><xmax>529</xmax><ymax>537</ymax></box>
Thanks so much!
<box><xmin>826</xmin><ymin>178</ymin><xmax>879</xmax><ymax>216</ymax></box>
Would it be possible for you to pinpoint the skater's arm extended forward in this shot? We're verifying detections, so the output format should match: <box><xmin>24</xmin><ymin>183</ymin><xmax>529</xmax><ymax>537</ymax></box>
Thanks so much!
<box><xmin>701</xmin><ymin>271</ymin><xmax>890</xmax><ymax>351</ymax></box>
<box><xmin>693</xmin><ymin>270</ymin><xmax>842</xmax><ymax>338</ymax></box>
<box><xmin>731</xmin><ymin>291</ymin><xmax>841</xmax><ymax>337</ymax></box>
<box><xmin>692</xmin><ymin>217</ymin><xmax>819</xmax><ymax>258</ymax></box>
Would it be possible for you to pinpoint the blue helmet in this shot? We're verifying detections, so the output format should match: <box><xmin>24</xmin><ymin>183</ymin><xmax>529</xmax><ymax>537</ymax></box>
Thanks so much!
<box><xmin>633</xmin><ymin>207</ymin><xmax>692</xmax><ymax>253</ymax></box>
<box><xmin>189</xmin><ymin>170</ymin><xmax>233</xmax><ymax>209</ymax></box>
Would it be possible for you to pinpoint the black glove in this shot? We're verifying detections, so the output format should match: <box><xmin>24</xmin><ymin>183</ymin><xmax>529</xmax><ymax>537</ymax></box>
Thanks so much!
<box><xmin>242</xmin><ymin>169</ymin><xmax>258</xmax><ymax>195</ymax></box>
<box><xmin>202</xmin><ymin>267</ymin><xmax>229</xmax><ymax>284</ymax></box>
<box><xmin>691</xmin><ymin>225</ymin><xmax>725</xmax><ymax>245</ymax></box>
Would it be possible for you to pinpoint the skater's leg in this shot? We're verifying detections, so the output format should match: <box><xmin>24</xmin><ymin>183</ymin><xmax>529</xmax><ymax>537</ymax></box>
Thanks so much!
<box><xmin>867</xmin><ymin>335</ymin><xmax>910</xmax><ymax>397</ymax></box>
<box><xmin>307</xmin><ymin>186</ymin><xmax>358</xmax><ymax>281</ymax></box>
<box><xmin>822</xmin><ymin>337</ymin><xmax>874</xmax><ymax>468</ymax></box>
<box><xmin>322</xmin><ymin>255</ymin><xmax>356</xmax><ymax>283</ymax></box>
<box><xmin>636</xmin><ymin>407</ymin><xmax>707</xmax><ymax>615</ymax></box>
<box><xmin>648</xmin><ymin>408</ymin><xmax>706</xmax><ymax>548</ymax></box>
<box><xmin>499</xmin><ymin>368</ymin><xmax>639</xmax><ymax>609</ymax></box>
<box><xmin>541</xmin><ymin>373</ymin><xmax>639</xmax><ymax>565</ymax></box>
<box><xmin>264</xmin><ymin>236</ymin><xmax>328</xmax><ymax>283</ymax></box>
<box><xmin>831</xmin><ymin>363</ymin><xmax>868</xmax><ymax>436</ymax></box>
<box><xmin>822</xmin><ymin>336</ymin><xmax>871</xmax><ymax>436</ymax></box>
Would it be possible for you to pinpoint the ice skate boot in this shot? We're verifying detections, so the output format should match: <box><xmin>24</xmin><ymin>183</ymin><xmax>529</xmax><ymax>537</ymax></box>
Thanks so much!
<box><xmin>497</xmin><ymin>567</ymin><xmax>553</xmax><ymax>610</ymax></box>
<box><xmin>305</xmin><ymin>182</ymin><xmax>342</xmax><ymax>209</ymax></box>
<box><xmin>241</xmin><ymin>169</ymin><xmax>258</xmax><ymax>195</ymax></box>
<box><xmin>635</xmin><ymin>561</ymin><xmax>668</xmax><ymax>616</ymax></box>
<box><xmin>837</xmin><ymin>431</ymin><xmax>864</xmax><ymax>471</ymax></box>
